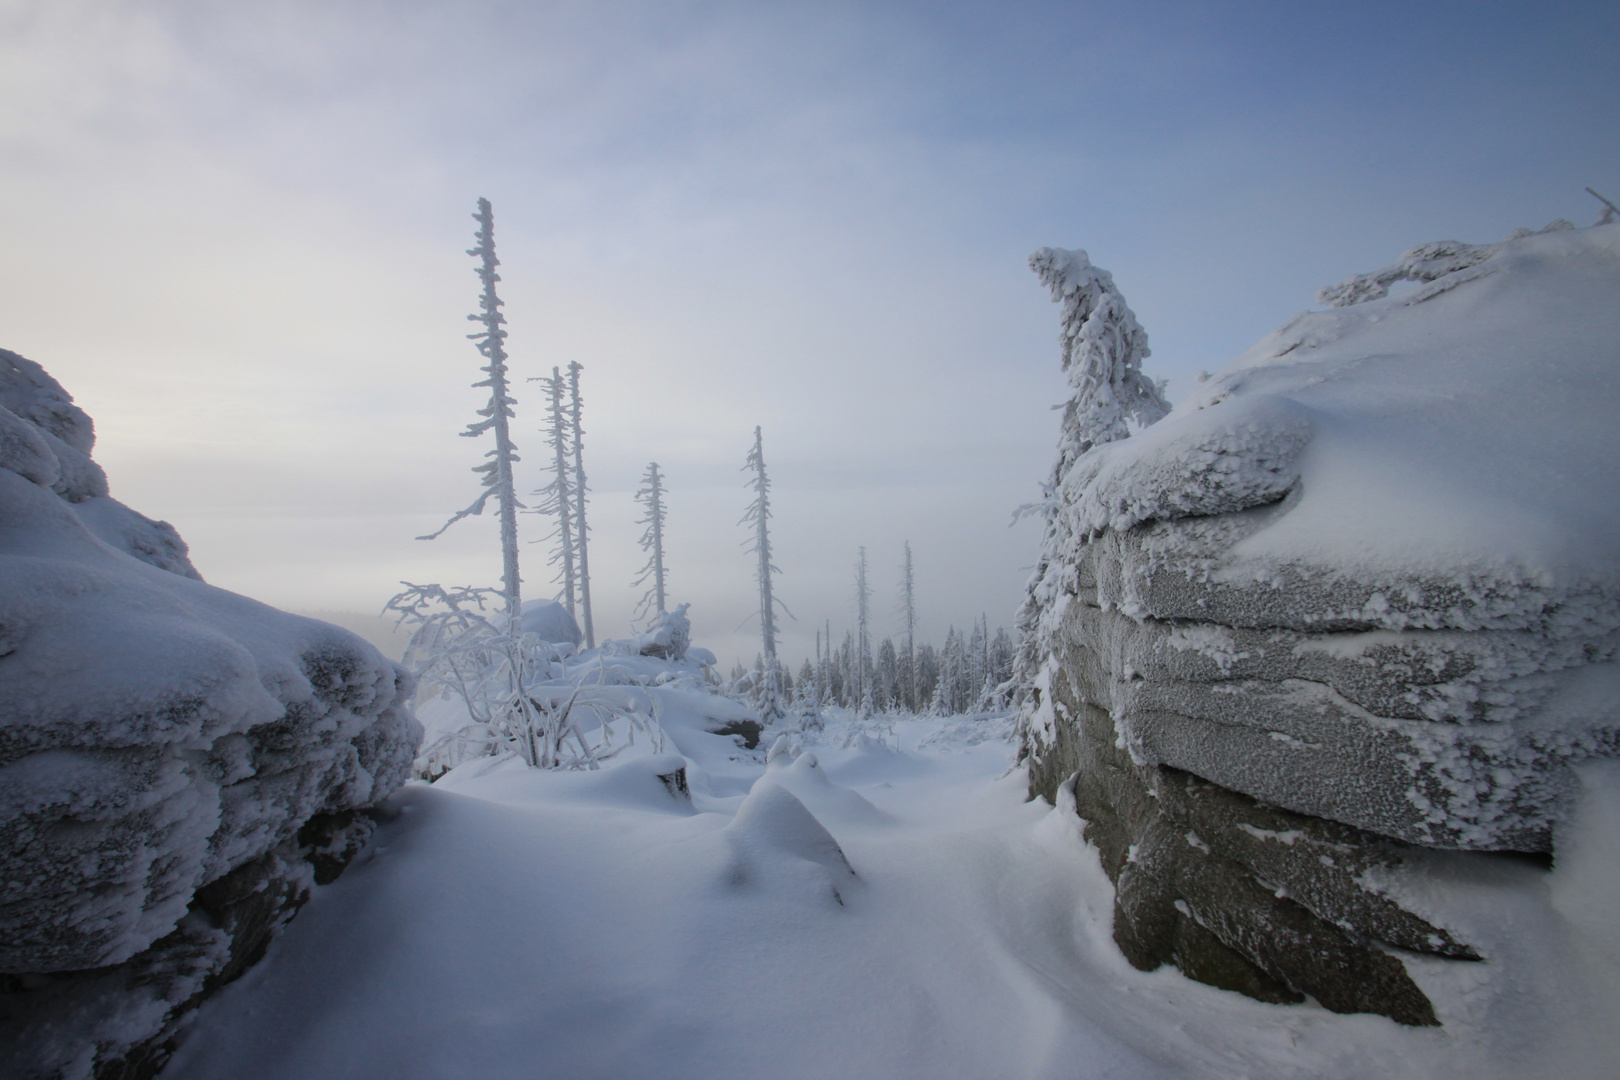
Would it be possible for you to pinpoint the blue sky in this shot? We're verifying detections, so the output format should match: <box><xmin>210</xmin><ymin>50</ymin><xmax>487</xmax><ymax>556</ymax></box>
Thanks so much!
<box><xmin>1</xmin><ymin>0</ymin><xmax>1615</xmax><ymax>665</ymax></box>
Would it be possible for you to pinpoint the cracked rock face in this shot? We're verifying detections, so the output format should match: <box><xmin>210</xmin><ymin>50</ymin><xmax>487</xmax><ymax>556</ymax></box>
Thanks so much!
<box><xmin>0</xmin><ymin>349</ymin><xmax>422</xmax><ymax>1077</ymax></box>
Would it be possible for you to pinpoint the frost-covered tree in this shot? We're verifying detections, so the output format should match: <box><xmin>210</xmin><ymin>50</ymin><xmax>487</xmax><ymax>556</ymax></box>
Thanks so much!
<box><xmin>990</xmin><ymin>627</ymin><xmax>1016</xmax><ymax>691</ymax></box>
<box><xmin>838</xmin><ymin>630</ymin><xmax>854</xmax><ymax>708</ymax></box>
<box><xmin>566</xmin><ymin>361</ymin><xmax>595</xmax><ymax>648</ymax></box>
<box><xmin>532</xmin><ymin>367</ymin><xmax>578</xmax><ymax>614</ymax></box>
<box><xmin>939</xmin><ymin>626</ymin><xmax>968</xmax><ymax>715</ymax></box>
<box><xmin>819</xmin><ymin>619</ymin><xmax>833</xmax><ymax>705</ymax></box>
<box><xmin>875</xmin><ymin>638</ymin><xmax>898</xmax><ymax>712</ymax></box>
<box><xmin>632</xmin><ymin>461</ymin><xmax>669</xmax><ymax>622</ymax></box>
<box><xmin>1027</xmin><ymin>247</ymin><xmax>1169</xmax><ymax>483</ymax></box>
<box><xmin>1015</xmin><ymin>247</ymin><xmax>1169</xmax><ymax>730</ymax></box>
<box><xmin>967</xmin><ymin>617</ymin><xmax>987</xmax><ymax>703</ymax></box>
<box><xmin>897</xmin><ymin>541</ymin><xmax>917</xmax><ymax>712</ymax></box>
<box><xmin>797</xmin><ymin>658</ymin><xmax>816</xmax><ymax>703</ymax></box>
<box><xmin>853</xmin><ymin>546</ymin><xmax>872</xmax><ymax>711</ymax></box>
<box><xmin>418</xmin><ymin>198</ymin><xmax>525</xmax><ymax>632</ymax></box>
<box><xmin>741</xmin><ymin>426</ymin><xmax>788</xmax><ymax>721</ymax></box>
<box><xmin>915</xmin><ymin>642</ymin><xmax>939</xmax><ymax>709</ymax></box>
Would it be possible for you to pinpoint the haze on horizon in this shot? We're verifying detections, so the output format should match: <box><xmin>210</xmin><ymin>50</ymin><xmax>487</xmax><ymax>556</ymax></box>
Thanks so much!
<box><xmin>2</xmin><ymin>0</ymin><xmax>1615</xmax><ymax>668</ymax></box>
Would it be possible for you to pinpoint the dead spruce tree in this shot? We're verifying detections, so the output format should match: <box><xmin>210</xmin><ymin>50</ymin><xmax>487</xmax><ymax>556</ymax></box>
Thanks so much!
<box><xmin>632</xmin><ymin>461</ymin><xmax>669</xmax><ymax>622</ymax></box>
<box><xmin>898</xmin><ymin>541</ymin><xmax>917</xmax><ymax>711</ymax></box>
<box><xmin>741</xmin><ymin>426</ymin><xmax>787</xmax><ymax>722</ymax></box>
<box><xmin>854</xmin><ymin>546</ymin><xmax>873</xmax><ymax>715</ymax></box>
<box><xmin>416</xmin><ymin>197</ymin><xmax>524</xmax><ymax>632</ymax></box>
<box><xmin>532</xmin><ymin>367</ymin><xmax>578</xmax><ymax>615</ymax></box>
<box><xmin>566</xmin><ymin>361</ymin><xmax>595</xmax><ymax>648</ymax></box>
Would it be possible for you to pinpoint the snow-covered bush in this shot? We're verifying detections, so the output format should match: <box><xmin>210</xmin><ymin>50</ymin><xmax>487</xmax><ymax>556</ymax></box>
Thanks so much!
<box><xmin>388</xmin><ymin>583</ymin><xmax>666</xmax><ymax>774</ymax></box>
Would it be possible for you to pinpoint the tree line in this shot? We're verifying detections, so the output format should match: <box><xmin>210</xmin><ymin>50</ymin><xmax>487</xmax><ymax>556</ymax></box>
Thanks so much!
<box><xmin>411</xmin><ymin>198</ymin><xmax>1012</xmax><ymax>721</ymax></box>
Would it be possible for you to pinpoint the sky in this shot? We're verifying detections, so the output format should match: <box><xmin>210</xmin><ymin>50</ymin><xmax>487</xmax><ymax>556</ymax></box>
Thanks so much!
<box><xmin>1</xmin><ymin>0</ymin><xmax>1616</xmax><ymax>668</ymax></box>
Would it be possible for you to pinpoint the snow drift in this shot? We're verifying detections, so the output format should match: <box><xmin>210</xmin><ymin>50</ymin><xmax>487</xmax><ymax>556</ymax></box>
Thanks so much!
<box><xmin>0</xmin><ymin>348</ymin><xmax>421</xmax><ymax>1076</ymax></box>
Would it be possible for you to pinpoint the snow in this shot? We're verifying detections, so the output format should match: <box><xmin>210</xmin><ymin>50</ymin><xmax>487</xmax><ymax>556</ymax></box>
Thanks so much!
<box><xmin>1069</xmin><ymin>222</ymin><xmax>1620</xmax><ymax>592</ymax></box>
<box><xmin>153</xmin><ymin>707</ymin><xmax>1620</xmax><ymax>1080</ymax></box>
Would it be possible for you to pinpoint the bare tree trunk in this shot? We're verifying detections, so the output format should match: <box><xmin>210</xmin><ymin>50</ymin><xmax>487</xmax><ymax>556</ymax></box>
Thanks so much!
<box><xmin>566</xmin><ymin>362</ymin><xmax>594</xmax><ymax>648</ymax></box>
<box><xmin>420</xmin><ymin>197</ymin><xmax>523</xmax><ymax>634</ymax></box>
<box><xmin>544</xmin><ymin>369</ymin><xmax>577</xmax><ymax>616</ymax></box>
<box><xmin>900</xmin><ymin>541</ymin><xmax>916</xmax><ymax>711</ymax></box>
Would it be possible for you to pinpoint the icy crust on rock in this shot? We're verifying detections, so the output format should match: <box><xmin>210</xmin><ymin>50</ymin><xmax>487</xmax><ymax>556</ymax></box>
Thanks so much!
<box><xmin>1029</xmin><ymin>223</ymin><xmax>1620</xmax><ymax>851</ymax></box>
<box><xmin>1055</xmin><ymin>222</ymin><xmax>1620</xmax><ymax>584</ymax></box>
<box><xmin>0</xmin><ymin>351</ymin><xmax>421</xmax><ymax>975</ymax></box>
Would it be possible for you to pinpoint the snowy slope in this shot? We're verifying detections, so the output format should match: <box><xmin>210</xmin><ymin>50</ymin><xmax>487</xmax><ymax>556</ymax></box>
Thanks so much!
<box><xmin>158</xmin><ymin>714</ymin><xmax>1620</xmax><ymax>1080</ymax></box>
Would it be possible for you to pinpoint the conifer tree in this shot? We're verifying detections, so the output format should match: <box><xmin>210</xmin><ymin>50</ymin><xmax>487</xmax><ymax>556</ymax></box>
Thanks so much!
<box><xmin>419</xmin><ymin>197</ymin><xmax>523</xmax><ymax>632</ymax></box>
<box><xmin>632</xmin><ymin>461</ymin><xmax>669</xmax><ymax>622</ymax></box>
<box><xmin>532</xmin><ymin>367</ymin><xmax>577</xmax><ymax>615</ymax></box>
<box><xmin>876</xmin><ymin>638</ymin><xmax>898</xmax><ymax>712</ymax></box>
<box><xmin>916</xmin><ymin>642</ymin><xmax>939</xmax><ymax>710</ymax></box>
<box><xmin>566</xmin><ymin>361</ymin><xmax>595</xmax><ymax>648</ymax></box>
<box><xmin>1016</xmin><ymin>247</ymin><xmax>1169</xmax><ymax>724</ymax></box>
<box><xmin>741</xmin><ymin>426</ymin><xmax>787</xmax><ymax>720</ymax></box>
<box><xmin>1027</xmin><ymin>247</ymin><xmax>1169</xmax><ymax>482</ymax></box>
<box><xmin>854</xmin><ymin>546</ymin><xmax>872</xmax><ymax>712</ymax></box>
<box><xmin>897</xmin><ymin>541</ymin><xmax>917</xmax><ymax>711</ymax></box>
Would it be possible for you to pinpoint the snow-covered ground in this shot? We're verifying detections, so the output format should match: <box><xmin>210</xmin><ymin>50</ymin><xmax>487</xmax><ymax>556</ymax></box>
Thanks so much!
<box><xmin>157</xmin><ymin>705</ymin><xmax>1618</xmax><ymax>1080</ymax></box>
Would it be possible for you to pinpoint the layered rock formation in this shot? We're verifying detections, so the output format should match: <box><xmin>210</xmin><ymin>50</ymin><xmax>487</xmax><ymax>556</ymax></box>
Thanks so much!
<box><xmin>1019</xmin><ymin>223</ymin><xmax>1620</xmax><ymax>1023</ymax></box>
<box><xmin>0</xmin><ymin>349</ymin><xmax>422</xmax><ymax>1077</ymax></box>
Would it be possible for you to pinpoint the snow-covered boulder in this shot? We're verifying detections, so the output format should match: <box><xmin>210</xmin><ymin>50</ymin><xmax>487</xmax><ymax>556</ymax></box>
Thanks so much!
<box><xmin>0</xmin><ymin>349</ymin><xmax>421</xmax><ymax>1076</ymax></box>
<box><xmin>1019</xmin><ymin>222</ymin><xmax>1620</xmax><ymax>1023</ymax></box>
<box><xmin>518</xmin><ymin>597</ymin><xmax>583</xmax><ymax>646</ymax></box>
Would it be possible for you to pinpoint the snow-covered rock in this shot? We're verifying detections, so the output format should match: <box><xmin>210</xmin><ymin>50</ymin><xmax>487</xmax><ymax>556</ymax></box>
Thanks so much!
<box><xmin>518</xmin><ymin>597</ymin><xmax>583</xmax><ymax>646</ymax></box>
<box><xmin>1027</xmin><ymin>222</ymin><xmax>1620</xmax><ymax>850</ymax></box>
<box><xmin>0</xmin><ymin>349</ymin><xmax>421</xmax><ymax>1076</ymax></box>
<box><xmin>1019</xmin><ymin>222</ymin><xmax>1620</xmax><ymax>1023</ymax></box>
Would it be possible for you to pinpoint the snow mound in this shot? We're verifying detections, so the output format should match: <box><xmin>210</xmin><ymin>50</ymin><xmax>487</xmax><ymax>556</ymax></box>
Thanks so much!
<box><xmin>724</xmin><ymin>779</ymin><xmax>856</xmax><ymax>905</ymax></box>
<box><xmin>518</xmin><ymin>598</ymin><xmax>582</xmax><ymax>646</ymax></box>
<box><xmin>765</xmin><ymin>747</ymin><xmax>894</xmax><ymax>826</ymax></box>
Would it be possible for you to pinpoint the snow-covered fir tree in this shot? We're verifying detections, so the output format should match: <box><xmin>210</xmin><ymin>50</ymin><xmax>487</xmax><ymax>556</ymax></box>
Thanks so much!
<box><xmin>797</xmin><ymin>658</ymin><xmax>816</xmax><ymax>704</ymax></box>
<box><xmin>632</xmin><ymin>461</ymin><xmax>669</xmax><ymax>622</ymax></box>
<box><xmin>1016</xmin><ymin>247</ymin><xmax>1170</xmax><ymax>725</ymax></box>
<box><xmin>875</xmin><ymin>638</ymin><xmax>898</xmax><ymax>712</ymax></box>
<box><xmin>566</xmin><ymin>361</ymin><xmax>595</xmax><ymax>648</ymax></box>
<box><xmin>915</xmin><ymin>642</ymin><xmax>939</xmax><ymax>710</ymax></box>
<box><xmin>418</xmin><ymin>197</ymin><xmax>524</xmax><ymax>632</ymax></box>
<box><xmin>1026</xmin><ymin>246</ymin><xmax>1169</xmax><ymax>479</ymax></box>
